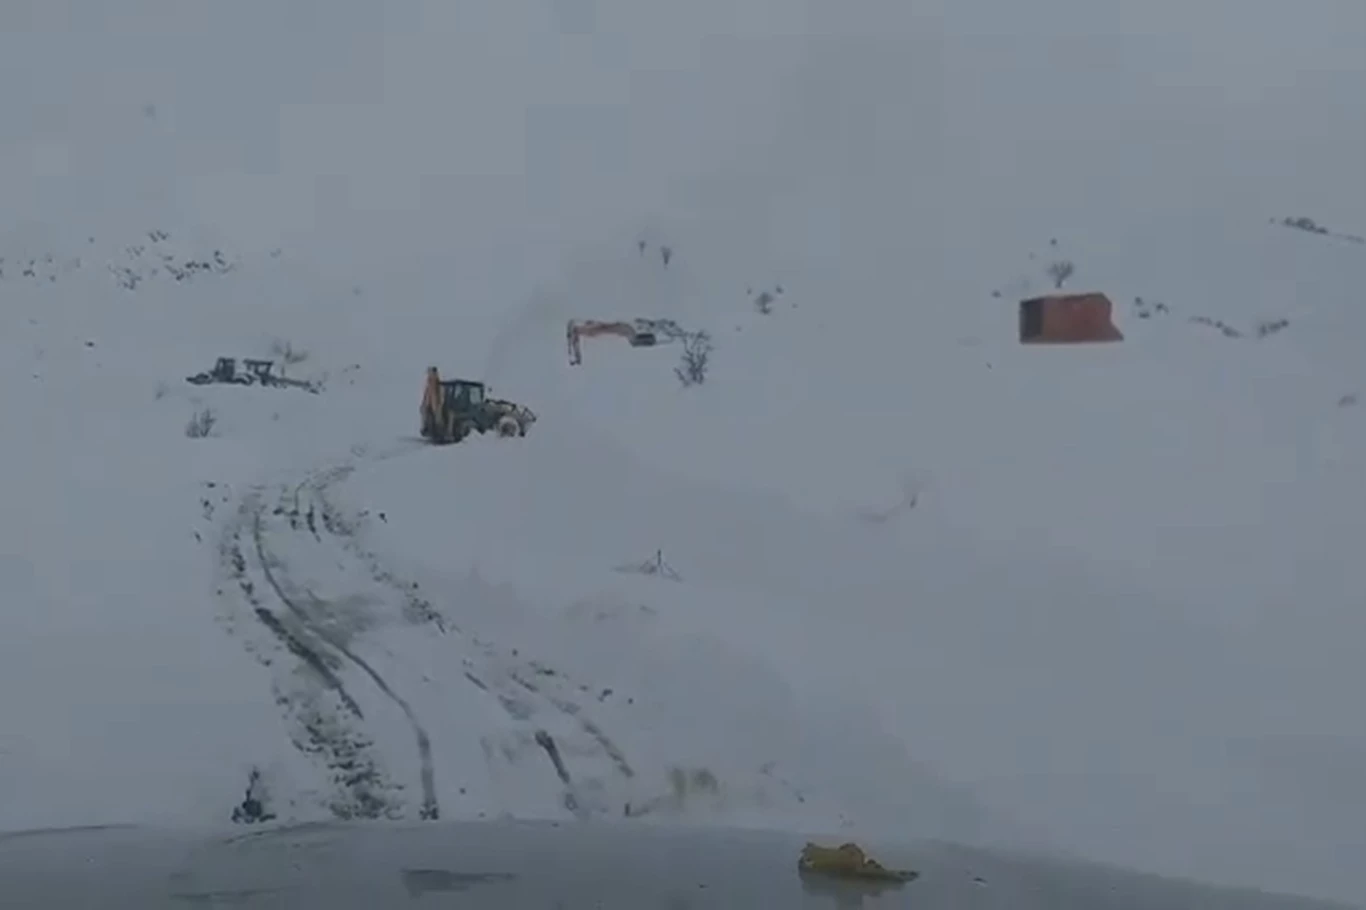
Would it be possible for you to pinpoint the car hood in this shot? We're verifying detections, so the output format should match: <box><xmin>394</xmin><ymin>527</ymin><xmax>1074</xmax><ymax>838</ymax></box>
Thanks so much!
<box><xmin>0</xmin><ymin>818</ymin><xmax>1352</xmax><ymax>909</ymax></box>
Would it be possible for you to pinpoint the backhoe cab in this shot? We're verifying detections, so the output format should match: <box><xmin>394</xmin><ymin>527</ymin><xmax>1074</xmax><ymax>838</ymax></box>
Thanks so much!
<box><xmin>187</xmin><ymin>356</ymin><xmax>253</xmax><ymax>386</ymax></box>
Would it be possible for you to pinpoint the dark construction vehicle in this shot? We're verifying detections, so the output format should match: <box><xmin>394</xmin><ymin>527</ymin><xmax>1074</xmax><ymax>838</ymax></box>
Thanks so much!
<box><xmin>419</xmin><ymin>367</ymin><xmax>536</xmax><ymax>445</ymax></box>
<box><xmin>186</xmin><ymin>356</ymin><xmax>253</xmax><ymax>386</ymax></box>
<box><xmin>185</xmin><ymin>356</ymin><xmax>320</xmax><ymax>393</ymax></box>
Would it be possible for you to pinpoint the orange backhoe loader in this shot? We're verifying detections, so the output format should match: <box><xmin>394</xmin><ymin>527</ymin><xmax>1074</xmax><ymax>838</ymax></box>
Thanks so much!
<box><xmin>420</xmin><ymin>367</ymin><xmax>536</xmax><ymax>444</ymax></box>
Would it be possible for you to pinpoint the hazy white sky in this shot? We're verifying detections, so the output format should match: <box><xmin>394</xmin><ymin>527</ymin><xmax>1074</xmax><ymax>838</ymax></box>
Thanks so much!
<box><xmin>2</xmin><ymin>0</ymin><xmax>1361</xmax><ymax>254</ymax></box>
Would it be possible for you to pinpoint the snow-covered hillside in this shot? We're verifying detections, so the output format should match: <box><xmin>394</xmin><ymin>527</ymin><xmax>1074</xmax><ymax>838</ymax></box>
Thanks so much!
<box><xmin>2</xmin><ymin>0</ymin><xmax>1364</xmax><ymax>905</ymax></box>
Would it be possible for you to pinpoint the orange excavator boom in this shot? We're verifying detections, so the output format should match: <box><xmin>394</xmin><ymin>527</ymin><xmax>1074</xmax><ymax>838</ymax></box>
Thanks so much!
<box><xmin>566</xmin><ymin>319</ymin><xmax>657</xmax><ymax>365</ymax></box>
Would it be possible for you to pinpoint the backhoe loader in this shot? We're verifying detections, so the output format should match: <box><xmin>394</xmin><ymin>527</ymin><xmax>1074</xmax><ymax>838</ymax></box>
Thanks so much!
<box><xmin>419</xmin><ymin>368</ymin><xmax>536</xmax><ymax>444</ymax></box>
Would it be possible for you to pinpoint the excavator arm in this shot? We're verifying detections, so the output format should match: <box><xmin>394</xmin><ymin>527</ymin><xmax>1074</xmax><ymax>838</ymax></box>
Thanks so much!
<box><xmin>566</xmin><ymin>320</ymin><xmax>657</xmax><ymax>365</ymax></box>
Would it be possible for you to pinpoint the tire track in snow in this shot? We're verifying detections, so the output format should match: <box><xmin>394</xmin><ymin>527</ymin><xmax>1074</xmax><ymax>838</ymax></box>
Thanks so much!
<box><xmin>217</xmin><ymin>438</ymin><xmax>638</xmax><ymax>821</ymax></box>
<box><xmin>216</xmin><ymin>491</ymin><xmax>401</xmax><ymax>821</ymax></box>
<box><xmin>327</xmin><ymin>504</ymin><xmax>635</xmax><ymax>786</ymax></box>
<box><xmin>252</xmin><ymin>477</ymin><xmax>441</xmax><ymax>821</ymax></box>
<box><xmin>308</xmin><ymin>449</ymin><xmax>639</xmax><ymax>816</ymax></box>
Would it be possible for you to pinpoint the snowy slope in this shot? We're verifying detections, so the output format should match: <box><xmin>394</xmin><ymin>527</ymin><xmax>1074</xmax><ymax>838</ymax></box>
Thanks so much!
<box><xmin>2</xmin><ymin>0</ymin><xmax>1365</xmax><ymax>906</ymax></box>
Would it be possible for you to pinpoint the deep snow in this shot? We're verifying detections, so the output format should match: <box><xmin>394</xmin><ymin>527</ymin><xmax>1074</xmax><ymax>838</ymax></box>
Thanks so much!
<box><xmin>2</xmin><ymin>0</ymin><xmax>1364</xmax><ymax>904</ymax></box>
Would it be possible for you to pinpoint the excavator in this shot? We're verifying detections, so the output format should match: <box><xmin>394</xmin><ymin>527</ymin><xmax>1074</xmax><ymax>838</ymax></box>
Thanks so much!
<box><xmin>566</xmin><ymin>319</ymin><xmax>658</xmax><ymax>365</ymax></box>
<box><xmin>419</xmin><ymin>368</ymin><xmax>536</xmax><ymax>444</ymax></box>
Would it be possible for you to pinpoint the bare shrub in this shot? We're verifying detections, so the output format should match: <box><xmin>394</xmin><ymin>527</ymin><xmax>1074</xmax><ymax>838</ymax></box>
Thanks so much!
<box><xmin>1131</xmin><ymin>296</ymin><xmax>1171</xmax><ymax>320</ymax></box>
<box><xmin>675</xmin><ymin>332</ymin><xmax>712</xmax><ymax>387</ymax></box>
<box><xmin>747</xmin><ymin>284</ymin><xmax>785</xmax><ymax>315</ymax></box>
<box><xmin>1190</xmin><ymin>315</ymin><xmax>1242</xmax><ymax>338</ymax></box>
<box><xmin>614</xmin><ymin>549</ymin><xmax>682</xmax><ymax>582</ymax></box>
<box><xmin>1046</xmin><ymin>260</ymin><xmax>1075</xmax><ymax>289</ymax></box>
<box><xmin>230</xmin><ymin>766</ymin><xmax>276</xmax><ymax>825</ymax></box>
<box><xmin>1255</xmin><ymin>318</ymin><xmax>1289</xmax><ymax>339</ymax></box>
<box><xmin>270</xmin><ymin>339</ymin><xmax>309</xmax><ymax>376</ymax></box>
<box><xmin>185</xmin><ymin>407</ymin><xmax>217</xmax><ymax>438</ymax></box>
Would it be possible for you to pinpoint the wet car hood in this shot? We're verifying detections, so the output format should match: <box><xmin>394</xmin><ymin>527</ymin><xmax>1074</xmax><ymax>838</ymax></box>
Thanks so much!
<box><xmin>0</xmin><ymin>818</ymin><xmax>1352</xmax><ymax>909</ymax></box>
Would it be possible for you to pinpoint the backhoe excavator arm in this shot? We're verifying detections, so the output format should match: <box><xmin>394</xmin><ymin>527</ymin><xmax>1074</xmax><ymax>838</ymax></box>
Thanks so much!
<box><xmin>566</xmin><ymin>320</ymin><xmax>642</xmax><ymax>365</ymax></box>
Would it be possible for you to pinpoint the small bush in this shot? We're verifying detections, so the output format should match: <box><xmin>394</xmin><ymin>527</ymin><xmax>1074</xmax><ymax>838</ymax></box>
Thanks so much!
<box><xmin>1255</xmin><ymin>318</ymin><xmax>1289</xmax><ymax>339</ymax></box>
<box><xmin>1046</xmin><ymin>260</ymin><xmax>1075</xmax><ymax>289</ymax></box>
<box><xmin>270</xmin><ymin>339</ymin><xmax>309</xmax><ymax>376</ymax></box>
<box><xmin>614</xmin><ymin>548</ymin><xmax>682</xmax><ymax>582</ymax></box>
<box><xmin>1190</xmin><ymin>315</ymin><xmax>1242</xmax><ymax>338</ymax></box>
<box><xmin>748</xmin><ymin>285</ymin><xmax>784</xmax><ymax>314</ymax></box>
<box><xmin>231</xmin><ymin>766</ymin><xmax>276</xmax><ymax>825</ymax></box>
<box><xmin>675</xmin><ymin>332</ymin><xmax>712</xmax><ymax>387</ymax></box>
<box><xmin>185</xmin><ymin>408</ymin><xmax>217</xmax><ymax>438</ymax></box>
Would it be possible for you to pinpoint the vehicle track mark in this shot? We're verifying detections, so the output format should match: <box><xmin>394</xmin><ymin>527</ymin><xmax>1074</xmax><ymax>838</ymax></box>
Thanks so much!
<box><xmin>216</xmin><ymin>438</ymin><xmax>635</xmax><ymax>822</ymax></box>
<box><xmin>216</xmin><ymin>491</ymin><xmax>399</xmax><ymax>820</ymax></box>
<box><xmin>252</xmin><ymin>481</ymin><xmax>440</xmax><ymax>821</ymax></box>
<box><xmin>318</xmin><ymin>474</ymin><xmax>638</xmax><ymax>793</ymax></box>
